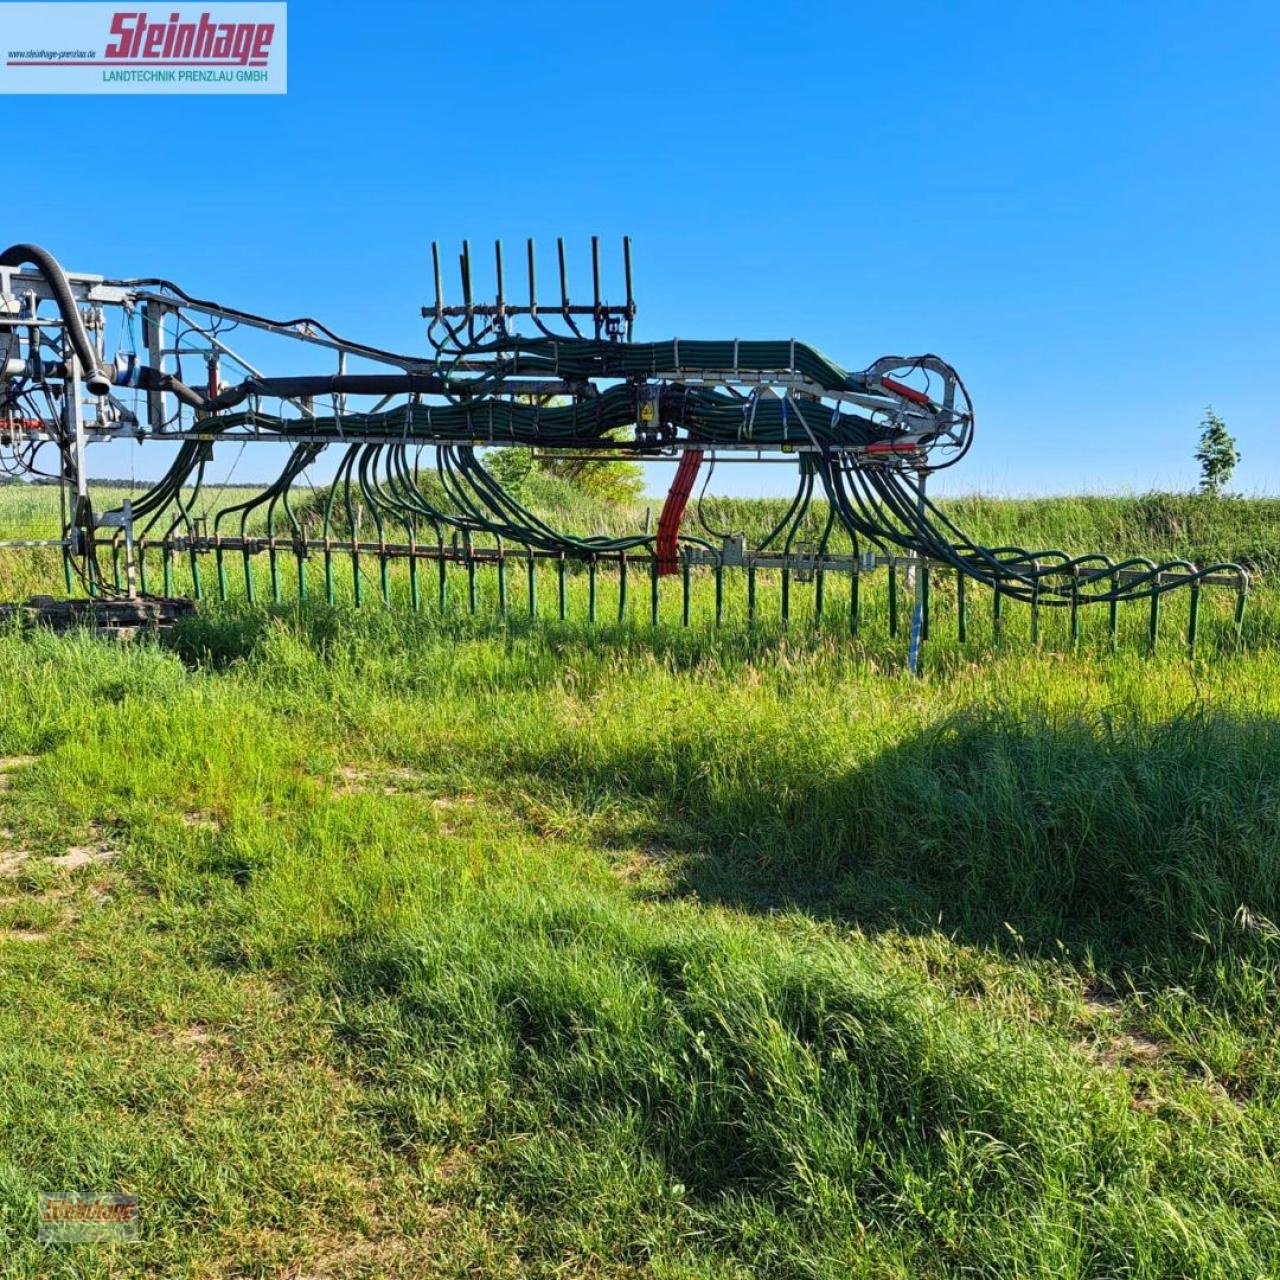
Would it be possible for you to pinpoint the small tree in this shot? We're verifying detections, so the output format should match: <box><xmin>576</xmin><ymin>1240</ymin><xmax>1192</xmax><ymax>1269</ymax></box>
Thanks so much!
<box><xmin>1195</xmin><ymin>406</ymin><xmax>1240</xmax><ymax>496</ymax></box>
<box><xmin>482</xmin><ymin>443</ymin><xmax>644</xmax><ymax>505</ymax></box>
<box><xmin>483</xmin><ymin>445</ymin><xmax>535</xmax><ymax>500</ymax></box>
<box><xmin>534</xmin><ymin>447</ymin><xmax>645</xmax><ymax>504</ymax></box>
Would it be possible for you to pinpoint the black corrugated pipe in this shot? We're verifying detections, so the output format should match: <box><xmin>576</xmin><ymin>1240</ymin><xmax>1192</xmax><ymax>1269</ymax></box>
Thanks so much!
<box><xmin>205</xmin><ymin>372</ymin><xmax>450</xmax><ymax>412</ymax></box>
<box><xmin>127</xmin><ymin>363</ymin><xmax>207</xmax><ymax>410</ymax></box>
<box><xmin>114</xmin><ymin>369</ymin><xmax>453</xmax><ymax>415</ymax></box>
<box><xmin>0</xmin><ymin>243</ymin><xmax>113</xmax><ymax>396</ymax></box>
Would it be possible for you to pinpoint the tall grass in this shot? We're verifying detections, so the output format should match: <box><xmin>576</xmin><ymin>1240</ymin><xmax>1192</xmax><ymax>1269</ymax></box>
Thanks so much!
<box><xmin>0</xmin><ymin>610</ymin><xmax>1276</xmax><ymax>1274</ymax></box>
<box><xmin>0</xmin><ymin>488</ymin><xmax>1277</xmax><ymax>1275</ymax></box>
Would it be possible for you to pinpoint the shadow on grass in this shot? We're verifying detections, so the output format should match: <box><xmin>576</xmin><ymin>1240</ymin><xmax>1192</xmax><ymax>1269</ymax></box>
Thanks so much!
<box><xmin>523</xmin><ymin>705</ymin><xmax>1280</xmax><ymax>995</ymax></box>
<box><xmin>320</xmin><ymin>707</ymin><xmax>1280</xmax><ymax>1274</ymax></box>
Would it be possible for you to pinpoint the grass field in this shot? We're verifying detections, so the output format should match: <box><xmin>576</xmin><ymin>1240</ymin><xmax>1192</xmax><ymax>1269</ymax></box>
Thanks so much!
<box><xmin>0</xmin><ymin>485</ymin><xmax>1279</xmax><ymax>1276</ymax></box>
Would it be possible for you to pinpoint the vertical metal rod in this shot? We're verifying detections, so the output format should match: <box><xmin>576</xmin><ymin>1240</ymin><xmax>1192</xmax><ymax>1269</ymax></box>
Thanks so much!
<box><xmin>1069</xmin><ymin>575</ymin><xmax>1080</xmax><ymax>648</ymax></box>
<box><xmin>1148</xmin><ymin>590</ymin><xmax>1160</xmax><ymax>655</ymax></box>
<box><xmin>269</xmin><ymin>543</ymin><xmax>281</xmax><ymax>603</ymax></box>
<box><xmin>557</xmin><ymin>238</ymin><xmax>570</xmax><ymax>318</ymax></box>
<box><xmin>814</xmin><ymin>568</ymin><xmax>825</xmax><ymax>626</ymax></box>
<box><xmin>466</xmin><ymin>545</ymin><xmax>477</xmax><ymax>615</ymax></box>
<box><xmin>908</xmin><ymin>592</ymin><xmax>924</xmax><ymax>677</ymax></box>
<box><xmin>58</xmin><ymin>438</ymin><xmax>75</xmax><ymax>595</ymax></box>
<box><xmin>591</xmin><ymin>235</ymin><xmax>602</xmax><ymax>339</ymax></box>
<box><xmin>780</xmin><ymin>568</ymin><xmax>791</xmax><ymax>626</ymax></box>
<box><xmin>527</xmin><ymin>554</ymin><xmax>537</xmax><ymax>617</ymax></box>
<box><xmin>460</xmin><ymin>240</ymin><xmax>473</xmax><ymax>316</ymax></box>
<box><xmin>588</xmin><ymin>558</ymin><xmax>597</xmax><ymax>623</ymax></box>
<box><xmin>141</xmin><ymin>301</ymin><xmax>167</xmax><ymax>431</ymax></box>
<box><xmin>557</xmin><ymin>556</ymin><xmax>567</xmax><ymax>620</ymax></box>
<box><xmin>622</xmin><ymin>236</ymin><xmax>634</xmax><ymax>341</ymax></box>
<box><xmin>1030</xmin><ymin>572</ymin><xmax>1040</xmax><ymax>647</ymax></box>
<box><xmin>295</xmin><ymin>541</ymin><xmax>307</xmax><ymax>602</ymax></box>
<box><xmin>380</xmin><ymin>547</ymin><xmax>392</xmax><ymax>607</ymax></box>
<box><xmin>527</xmin><ymin>238</ymin><xmax>538</xmax><ymax>313</ymax></box>
<box><xmin>618</xmin><ymin>552</ymin><xmax>628</xmax><ymax>622</ymax></box>
<box><xmin>714</xmin><ymin>562</ymin><xmax>724</xmax><ymax>627</ymax></box>
<box><xmin>351</xmin><ymin>543</ymin><xmax>362</xmax><ymax>608</ymax></box>
<box><xmin>409</xmin><ymin>547</ymin><xmax>420</xmax><ymax>612</ymax></box>
<box><xmin>431</xmin><ymin>242</ymin><xmax>443</xmax><ymax>317</ymax></box>
<box><xmin>497</xmin><ymin>554</ymin><xmax>507</xmax><ymax>615</ymax></box>
<box><xmin>438</xmin><ymin>544</ymin><xmax>448</xmax><ymax>613</ymax></box>
<box><xmin>1187</xmin><ymin>582</ymin><xmax>1200</xmax><ymax>658</ymax></box>
<box><xmin>1235</xmin><ymin>582</ymin><xmax>1248</xmax><ymax>645</ymax></box>
<box><xmin>909</xmin><ymin>474</ymin><xmax>928</xmax><ymax>675</ymax></box>
<box><xmin>66</xmin><ymin>352</ymin><xmax>92</xmax><ymax>596</ymax></box>
<box><xmin>1108</xmin><ymin>571</ymin><xmax>1119</xmax><ymax>652</ymax></box>
<box><xmin>747</xmin><ymin>565</ymin><xmax>757</xmax><ymax>624</ymax></box>
<box><xmin>324</xmin><ymin>540</ymin><xmax>334</xmax><ymax>604</ymax></box>
<box><xmin>992</xmin><ymin>583</ymin><xmax>1003</xmax><ymax>646</ymax></box>
<box><xmin>494</xmin><ymin>240</ymin><xmax>505</xmax><ymax>319</ymax></box>
<box><xmin>121</xmin><ymin>500</ymin><xmax>137</xmax><ymax>601</ymax></box>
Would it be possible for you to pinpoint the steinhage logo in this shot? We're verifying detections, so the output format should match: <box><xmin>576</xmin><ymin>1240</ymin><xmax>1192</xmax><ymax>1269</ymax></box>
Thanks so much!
<box><xmin>106</xmin><ymin>11</ymin><xmax>276</xmax><ymax>67</ymax></box>
<box><xmin>0</xmin><ymin>3</ymin><xmax>287</xmax><ymax>94</ymax></box>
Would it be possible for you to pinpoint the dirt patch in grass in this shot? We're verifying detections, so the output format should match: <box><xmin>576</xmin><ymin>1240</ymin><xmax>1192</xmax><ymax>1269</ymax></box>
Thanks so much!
<box><xmin>1083</xmin><ymin>984</ymin><xmax>1164</xmax><ymax>1067</ymax></box>
<box><xmin>429</xmin><ymin>794</ymin><xmax>476</xmax><ymax>811</ymax></box>
<box><xmin>0</xmin><ymin>849</ymin><xmax>31</xmax><ymax>876</ymax></box>
<box><xmin>610</xmin><ymin>843</ymin><xmax>675</xmax><ymax>887</ymax></box>
<box><xmin>47</xmin><ymin>843</ymin><xmax>117</xmax><ymax>871</ymax></box>
<box><xmin>0</xmin><ymin>757</ymin><xmax>37</xmax><ymax>793</ymax></box>
<box><xmin>262</xmin><ymin>1208</ymin><xmax>453</xmax><ymax>1280</ymax></box>
<box><xmin>336</xmin><ymin>765</ymin><xmax>430</xmax><ymax>797</ymax></box>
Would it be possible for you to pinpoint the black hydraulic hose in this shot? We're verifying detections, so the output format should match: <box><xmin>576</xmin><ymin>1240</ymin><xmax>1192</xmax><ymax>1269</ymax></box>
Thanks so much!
<box><xmin>0</xmin><ymin>243</ymin><xmax>112</xmax><ymax>395</ymax></box>
<box><xmin>114</xmin><ymin>368</ymin><xmax>455</xmax><ymax>415</ymax></box>
<box><xmin>123</xmin><ymin>277</ymin><xmax>427</xmax><ymax>370</ymax></box>
<box><xmin>128</xmin><ymin>363</ymin><xmax>207</xmax><ymax>410</ymax></box>
<box><xmin>206</xmin><ymin>372</ymin><xmax>450</xmax><ymax>413</ymax></box>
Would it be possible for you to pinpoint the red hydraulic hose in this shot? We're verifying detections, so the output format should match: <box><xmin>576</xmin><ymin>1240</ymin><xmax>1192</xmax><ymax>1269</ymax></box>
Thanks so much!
<box><xmin>655</xmin><ymin>448</ymin><xmax>703</xmax><ymax>576</ymax></box>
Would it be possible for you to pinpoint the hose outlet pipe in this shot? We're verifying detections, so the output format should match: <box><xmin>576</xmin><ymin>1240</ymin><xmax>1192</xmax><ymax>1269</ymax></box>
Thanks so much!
<box><xmin>0</xmin><ymin>243</ymin><xmax>113</xmax><ymax>396</ymax></box>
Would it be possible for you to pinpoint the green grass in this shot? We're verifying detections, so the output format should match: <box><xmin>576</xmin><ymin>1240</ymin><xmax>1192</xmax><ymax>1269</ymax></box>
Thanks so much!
<box><xmin>4</xmin><ymin>481</ymin><xmax>1279</xmax><ymax>561</ymax></box>
<box><xmin>0</xmin><ymin>489</ymin><xmax>1278</xmax><ymax>1276</ymax></box>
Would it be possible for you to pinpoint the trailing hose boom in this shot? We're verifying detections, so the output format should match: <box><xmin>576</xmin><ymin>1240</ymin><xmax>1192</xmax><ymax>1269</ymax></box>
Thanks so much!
<box><xmin>0</xmin><ymin>237</ymin><xmax>1248</xmax><ymax>659</ymax></box>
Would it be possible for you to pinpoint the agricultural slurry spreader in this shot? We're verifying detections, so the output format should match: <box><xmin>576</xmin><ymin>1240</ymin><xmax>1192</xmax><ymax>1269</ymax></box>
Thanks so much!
<box><xmin>0</xmin><ymin>240</ymin><xmax>1250</xmax><ymax>662</ymax></box>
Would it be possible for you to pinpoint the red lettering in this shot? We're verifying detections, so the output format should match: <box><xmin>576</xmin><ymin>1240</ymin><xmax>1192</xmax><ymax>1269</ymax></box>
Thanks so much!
<box><xmin>193</xmin><ymin>13</ymin><xmax>215</xmax><ymax>58</ymax></box>
<box><xmin>102</xmin><ymin>10</ymin><xmax>278</xmax><ymax>65</ymax></box>
<box><xmin>105</xmin><ymin>12</ymin><xmax>139</xmax><ymax>60</ymax></box>
<box><xmin>252</xmin><ymin>23</ymin><xmax>274</xmax><ymax>62</ymax></box>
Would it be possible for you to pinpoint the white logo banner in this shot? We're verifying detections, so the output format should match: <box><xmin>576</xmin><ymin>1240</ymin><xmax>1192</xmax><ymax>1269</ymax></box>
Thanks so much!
<box><xmin>0</xmin><ymin>3</ymin><xmax>287</xmax><ymax>93</ymax></box>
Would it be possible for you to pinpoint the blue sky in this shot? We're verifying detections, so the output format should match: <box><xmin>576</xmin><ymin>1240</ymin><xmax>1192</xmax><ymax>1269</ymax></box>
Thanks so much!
<box><xmin>16</xmin><ymin>0</ymin><xmax>1280</xmax><ymax>496</ymax></box>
